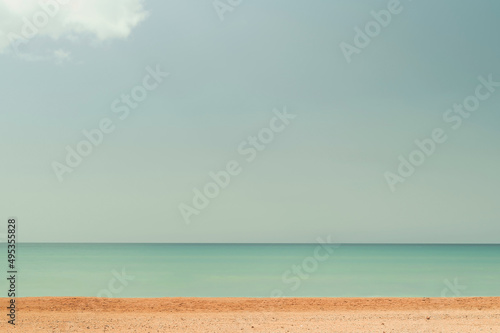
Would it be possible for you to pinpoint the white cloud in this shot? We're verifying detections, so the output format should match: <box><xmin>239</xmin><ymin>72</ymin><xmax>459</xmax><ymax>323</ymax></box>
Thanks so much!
<box><xmin>53</xmin><ymin>48</ymin><xmax>70</xmax><ymax>63</ymax></box>
<box><xmin>0</xmin><ymin>0</ymin><xmax>148</xmax><ymax>60</ymax></box>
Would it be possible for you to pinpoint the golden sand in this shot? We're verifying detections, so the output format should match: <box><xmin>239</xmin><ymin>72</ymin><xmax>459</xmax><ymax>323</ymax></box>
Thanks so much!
<box><xmin>2</xmin><ymin>297</ymin><xmax>499</xmax><ymax>332</ymax></box>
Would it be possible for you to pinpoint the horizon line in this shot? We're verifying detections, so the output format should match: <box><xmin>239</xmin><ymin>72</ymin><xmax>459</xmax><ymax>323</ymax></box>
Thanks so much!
<box><xmin>6</xmin><ymin>242</ymin><xmax>500</xmax><ymax>245</ymax></box>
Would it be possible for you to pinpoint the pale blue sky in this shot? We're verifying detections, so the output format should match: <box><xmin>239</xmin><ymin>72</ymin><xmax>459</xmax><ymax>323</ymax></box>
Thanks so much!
<box><xmin>0</xmin><ymin>0</ymin><xmax>499</xmax><ymax>242</ymax></box>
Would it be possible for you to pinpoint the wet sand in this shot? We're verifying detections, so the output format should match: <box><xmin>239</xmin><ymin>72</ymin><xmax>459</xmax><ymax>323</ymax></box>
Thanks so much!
<box><xmin>1</xmin><ymin>297</ymin><xmax>499</xmax><ymax>332</ymax></box>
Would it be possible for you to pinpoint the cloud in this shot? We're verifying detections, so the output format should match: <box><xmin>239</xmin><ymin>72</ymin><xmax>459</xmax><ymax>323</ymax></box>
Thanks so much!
<box><xmin>0</xmin><ymin>0</ymin><xmax>148</xmax><ymax>60</ymax></box>
<box><xmin>53</xmin><ymin>48</ymin><xmax>70</xmax><ymax>63</ymax></box>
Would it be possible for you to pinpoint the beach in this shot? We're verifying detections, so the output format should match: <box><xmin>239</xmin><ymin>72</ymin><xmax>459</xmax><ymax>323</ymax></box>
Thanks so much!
<box><xmin>2</xmin><ymin>297</ymin><xmax>499</xmax><ymax>332</ymax></box>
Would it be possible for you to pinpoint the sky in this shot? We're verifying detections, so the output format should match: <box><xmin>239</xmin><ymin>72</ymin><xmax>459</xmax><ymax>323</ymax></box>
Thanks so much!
<box><xmin>0</xmin><ymin>0</ymin><xmax>499</xmax><ymax>243</ymax></box>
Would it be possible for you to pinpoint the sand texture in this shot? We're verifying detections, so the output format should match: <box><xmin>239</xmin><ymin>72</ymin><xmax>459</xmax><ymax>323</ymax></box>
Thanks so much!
<box><xmin>1</xmin><ymin>297</ymin><xmax>499</xmax><ymax>332</ymax></box>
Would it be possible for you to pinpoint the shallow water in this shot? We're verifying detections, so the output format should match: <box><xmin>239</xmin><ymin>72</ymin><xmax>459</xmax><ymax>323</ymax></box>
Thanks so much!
<box><xmin>2</xmin><ymin>243</ymin><xmax>499</xmax><ymax>297</ymax></box>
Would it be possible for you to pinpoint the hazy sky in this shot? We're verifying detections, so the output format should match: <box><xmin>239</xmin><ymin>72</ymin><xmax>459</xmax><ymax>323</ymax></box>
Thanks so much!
<box><xmin>1</xmin><ymin>0</ymin><xmax>499</xmax><ymax>243</ymax></box>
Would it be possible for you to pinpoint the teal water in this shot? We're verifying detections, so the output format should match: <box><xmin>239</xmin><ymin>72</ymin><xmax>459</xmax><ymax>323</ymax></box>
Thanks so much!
<box><xmin>1</xmin><ymin>243</ymin><xmax>499</xmax><ymax>298</ymax></box>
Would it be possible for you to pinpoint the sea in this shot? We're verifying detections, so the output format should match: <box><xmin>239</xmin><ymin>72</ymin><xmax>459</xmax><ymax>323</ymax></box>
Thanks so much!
<box><xmin>1</xmin><ymin>243</ymin><xmax>499</xmax><ymax>298</ymax></box>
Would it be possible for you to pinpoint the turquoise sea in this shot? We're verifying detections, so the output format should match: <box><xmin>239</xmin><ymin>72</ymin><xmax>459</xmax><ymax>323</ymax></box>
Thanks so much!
<box><xmin>1</xmin><ymin>244</ymin><xmax>499</xmax><ymax>298</ymax></box>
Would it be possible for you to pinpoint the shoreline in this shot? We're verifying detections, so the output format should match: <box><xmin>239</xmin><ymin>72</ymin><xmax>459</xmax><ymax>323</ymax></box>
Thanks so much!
<box><xmin>2</xmin><ymin>297</ymin><xmax>499</xmax><ymax>332</ymax></box>
<box><xmin>5</xmin><ymin>296</ymin><xmax>500</xmax><ymax>311</ymax></box>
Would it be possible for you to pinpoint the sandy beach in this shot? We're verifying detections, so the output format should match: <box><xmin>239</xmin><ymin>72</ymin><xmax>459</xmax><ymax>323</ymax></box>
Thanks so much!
<box><xmin>1</xmin><ymin>297</ymin><xmax>499</xmax><ymax>332</ymax></box>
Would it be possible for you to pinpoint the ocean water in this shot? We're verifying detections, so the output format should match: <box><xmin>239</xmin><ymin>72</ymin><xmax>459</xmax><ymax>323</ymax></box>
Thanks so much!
<box><xmin>1</xmin><ymin>243</ymin><xmax>499</xmax><ymax>298</ymax></box>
